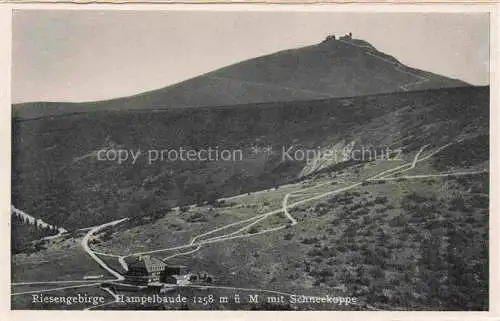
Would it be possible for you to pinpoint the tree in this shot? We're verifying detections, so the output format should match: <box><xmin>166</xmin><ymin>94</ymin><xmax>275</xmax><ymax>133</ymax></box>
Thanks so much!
<box><xmin>206</xmin><ymin>191</ymin><xmax>221</xmax><ymax>206</ymax></box>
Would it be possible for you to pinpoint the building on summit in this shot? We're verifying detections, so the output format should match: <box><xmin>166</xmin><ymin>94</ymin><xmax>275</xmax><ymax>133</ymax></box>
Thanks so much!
<box><xmin>322</xmin><ymin>32</ymin><xmax>352</xmax><ymax>43</ymax></box>
<box><xmin>339</xmin><ymin>32</ymin><xmax>353</xmax><ymax>40</ymax></box>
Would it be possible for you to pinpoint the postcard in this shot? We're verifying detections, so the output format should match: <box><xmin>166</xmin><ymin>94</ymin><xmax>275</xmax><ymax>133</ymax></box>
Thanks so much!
<box><xmin>1</xmin><ymin>4</ymin><xmax>498</xmax><ymax>320</ymax></box>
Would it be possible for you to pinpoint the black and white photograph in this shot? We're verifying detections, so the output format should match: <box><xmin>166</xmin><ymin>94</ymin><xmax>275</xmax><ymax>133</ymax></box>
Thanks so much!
<box><xmin>8</xmin><ymin>8</ymin><xmax>493</xmax><ymax>312</ymax></box>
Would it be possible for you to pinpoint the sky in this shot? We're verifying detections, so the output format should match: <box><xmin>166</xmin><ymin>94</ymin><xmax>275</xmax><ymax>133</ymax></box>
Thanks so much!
<box><xmin>12</xmin><ymin>10</ymin><xmax>490</xmax><ymax>104</ymax></box>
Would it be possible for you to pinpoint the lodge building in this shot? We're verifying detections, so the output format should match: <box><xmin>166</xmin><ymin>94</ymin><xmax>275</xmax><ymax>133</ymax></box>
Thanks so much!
<box><xmin>124</xmin><ymin>255</ymin><xmax>188</xmax><ymax>286</ymax></box>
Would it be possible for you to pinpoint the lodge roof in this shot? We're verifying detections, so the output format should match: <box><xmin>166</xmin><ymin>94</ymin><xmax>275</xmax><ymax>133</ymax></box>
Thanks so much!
<box><xmin>128</xmin><ymin>255</ymin><xmax>166</xmax><ymax>273</ymax></box>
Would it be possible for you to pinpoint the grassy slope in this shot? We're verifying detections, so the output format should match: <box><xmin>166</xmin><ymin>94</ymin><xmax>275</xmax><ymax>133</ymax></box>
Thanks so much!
<box><xmin>11</xmin><ymin>232</ymin><xmax>115</xmax><ymax>283</ymax></box>
<box><xmin>91</xmin><ymin>143</ymin><xmax>488</xmax><ymax>310</ymax></box>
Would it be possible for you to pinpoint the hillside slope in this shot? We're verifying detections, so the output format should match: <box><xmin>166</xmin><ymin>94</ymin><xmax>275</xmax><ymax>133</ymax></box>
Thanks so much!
<box><xmin>11</xmin><ymin>87</ymin><xmax>488</xmax><ymax>229</ymax></box>
<box><xmin>13</xmin><ymin>37</ymin><xmax>469</xmax><ymax>120</ymax></box>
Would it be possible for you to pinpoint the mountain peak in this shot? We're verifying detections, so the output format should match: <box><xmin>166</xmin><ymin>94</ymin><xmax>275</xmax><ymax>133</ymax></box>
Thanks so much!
<box><xmin>13</xmin><ymin>36</ymin><xmax>470</xmax><ymax>120</ymax></box>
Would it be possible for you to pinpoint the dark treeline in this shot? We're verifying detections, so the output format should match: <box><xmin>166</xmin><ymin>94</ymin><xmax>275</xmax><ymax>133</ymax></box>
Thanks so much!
<box><xmin>11</xmin><ymin>212</ymin><xmax>58</xmax><ymax>254</ymax></box>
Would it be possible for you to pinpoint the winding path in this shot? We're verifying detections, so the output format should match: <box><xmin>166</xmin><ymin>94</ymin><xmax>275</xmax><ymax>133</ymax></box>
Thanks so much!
<box><xmin>115</xmin><ymin>142</ymin><xmax>460</xmax><ymax>261</ymax></box>
<box><xmin>81</xmin><ymin>218</ymin><xmax>128</xmax><ymax>281</ymax></box>
<box><xmin>11</xmin><ymin>140</ymin><xmax>488</xmax><ymax>309</ymax></box>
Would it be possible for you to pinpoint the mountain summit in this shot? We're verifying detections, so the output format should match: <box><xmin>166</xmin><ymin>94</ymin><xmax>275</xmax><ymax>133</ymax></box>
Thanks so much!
<box><xmin>13</xmin><ymin>35</ymin><xmax>469</xmax><ymax>119</ymax></box>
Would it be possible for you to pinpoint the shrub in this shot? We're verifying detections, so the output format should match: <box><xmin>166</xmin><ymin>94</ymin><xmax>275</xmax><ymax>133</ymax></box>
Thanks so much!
<box><xmin>213</xmin><ymin>200</ymin><xmax>226</xmax><ymax>208</ymax></box>
<box><xmin>355</xmin><ymin>208</ymin><xmax>370</xmax><ymax>216</ymax></box>
<box><xmin>248</xmin><ymin>226</ymin><xmax>259</xmax><ymax>234</ymax></box>
<box><xmin>402</xmin><ymin>193</ymin><xmax>438</xmax><ymax>220</ymax></box>
<box><xmin>301</xmin><ymin>236</ymin><xmax>320</xmax><ymax>244</ymax></box>
<box><xmin>351</xmin><ymin>203</ymin><xmax>363</xmax><ymax>211</ymax></box>
<box><xmin>186</xmin><ymin>212</ymin><xmax>207</xmax><ymax>223</ymax></box>
<box><xmin>317</xmin><ymin>268</ymin><xmax>334</xmax><ymax>277</ymax></box>
<box><xmin>389</xmin><ymin>215</ymin><xmax>407</xmax><ymax>227</ymax></box>
<box><xmin>363</xmin><ymin>248</ymin><xmax>386</xmax><ymax>267</ymax></box>
<box><xmin>347</xmin><ymin>243</ymin><xmax>360</xmax><ymax>251</ymax></box>
<box><xmin>402</xmin><ymin>224</ymin><xmax>418</xmax><ymax>235</ymax></box>
<box><xmin>398</xmin><ymin>233</ymin><xmax>409</xmax><ymax>242</ymax></box>
<box><xmin>370</xmin><ymin>266</ymin><xmax>385</xmax><ymax>279</ymax></box>
<box><xmin>374</xmin><ymin>196</ymin><xmax>389</xmax><ymax>205</ymax></box>
<box><xmin>449</xmin><ymin>196</ymin><xmax>467</xmax><ymax>212</ymax></box>
<box><xmin>470</xmin><ymin>194</ymin><xmax>488</xmax><ymax>209</ymax></box>
<box><xmin>151</xmin><ymin>208</ymin><xmax>170</xmax><ymax>220</ymax></box>
<box><xmin>307</xmin><ymin>248</ymin><xmax>323</xmax><ymax>256</ymax></box>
